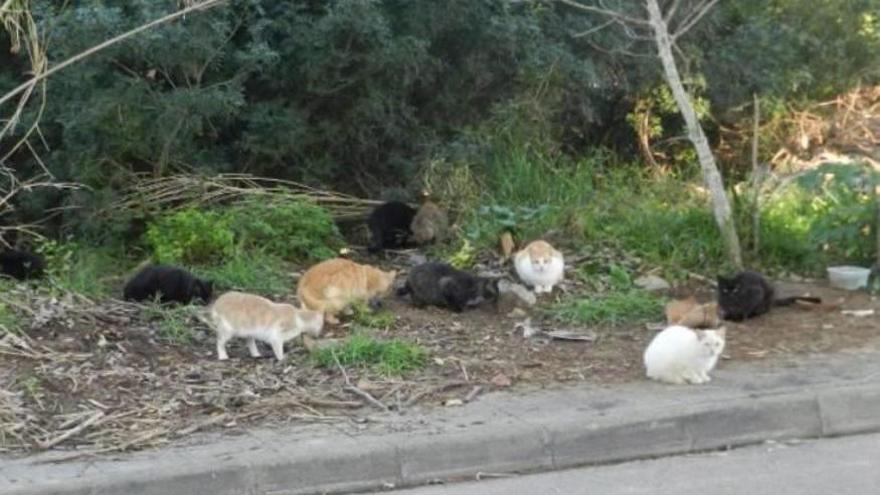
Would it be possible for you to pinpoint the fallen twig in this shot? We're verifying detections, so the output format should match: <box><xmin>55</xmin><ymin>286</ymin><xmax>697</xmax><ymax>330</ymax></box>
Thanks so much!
<box><xmin>38</xmin><ymin>411</ymin><xmax>105</xmax><ymax>450</ymax></box>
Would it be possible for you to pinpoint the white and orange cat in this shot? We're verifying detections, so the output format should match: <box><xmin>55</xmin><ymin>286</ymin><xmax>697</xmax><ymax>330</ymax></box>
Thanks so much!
<box><xmin>209</xmin><ymin>291</ymin><xmax>323</xmax><ymax>361</ymax></box>
<box><xmin>297</xmin><ymin>258</ymin><xmax>397</xmax><ymax>324</ymax></box>
<box><xmin>514</xmin><ymin>240</ymin><xmax>564</xmax><ymax>294</ymax></box>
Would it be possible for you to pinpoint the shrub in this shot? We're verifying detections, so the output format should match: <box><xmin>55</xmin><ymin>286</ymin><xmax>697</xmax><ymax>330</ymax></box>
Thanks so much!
<box><xmin>190</xmin><ymin>251</ymin><xmax>290</xmax><ymax>295</ymax></box>
<box><xmin>226</xmin><ymin>198</ymin><xmax>343</xmax><ymax>262</ymax></box>
<box><xmin>145</xmin><ymin>208</ymin><xmax>235</xmax><ymax>265</ymax></box>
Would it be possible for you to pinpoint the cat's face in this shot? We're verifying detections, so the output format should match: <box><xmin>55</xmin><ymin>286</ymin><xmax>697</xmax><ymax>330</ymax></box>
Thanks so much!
<box><xmin>371</xmin><ymin>269</ymin><xmax>398</xmax><ymax>295</ymax></box>
<box><xmin>297</xmin><ymin>309</ymin><xmax>324</xmax><ymax>338</ymax></box>
<box><xmin>696</xmin><ymin>327</ymin><xmax>726</xmax><ymax>357</ymax></box>
<box><xmin>463</xmin><ymin>278</ymin><xmax>499</xmax><ymax>307</ymax></box>
<box><xmin>530</xmin><ymin>254</ymin><xmax>553</xmax><ymax>272</ymax></box>
<box><xmin>194</xmin><ymin>279</ymin><xmax>214</xmax><ymax>303</ymax></box>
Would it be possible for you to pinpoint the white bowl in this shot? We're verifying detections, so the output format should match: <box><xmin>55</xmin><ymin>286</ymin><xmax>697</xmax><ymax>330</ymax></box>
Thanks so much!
<box><xmin>827</xmin><ymin>265</ymin><xmax>871</xmax><ymax>290</ymax></box>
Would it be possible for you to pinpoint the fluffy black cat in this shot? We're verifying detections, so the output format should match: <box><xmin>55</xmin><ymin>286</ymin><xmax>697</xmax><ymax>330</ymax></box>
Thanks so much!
<box><xmin>717</xmin><ymin>270</ymin><xmax>821</xmax><ymax>321</ymax></box>
<box><xmin>367</xmin><ymin>201</ymin><xmax>417</xmax><ymax>253</ymax></box>
<box><xmin>123</xmin><ymin>265</ymin><xmax>213</xmax><ymax>305</ymax></box>
<box><xmin>398</xmin><ymin>262</ymin><xmax>499</xmax><ymax>312</ymax></box>
<box><xmin>0</xmin><ymin>249</ymin><xmax>45</xmax><ymax>280</ymax></box>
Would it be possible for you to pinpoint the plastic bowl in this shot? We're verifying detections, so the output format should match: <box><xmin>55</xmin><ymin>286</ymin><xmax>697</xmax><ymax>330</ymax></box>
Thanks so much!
<box><xmin>827</xmin><ymin>265</ymin><xmax>871</xmax><ymax>291</ymax></box>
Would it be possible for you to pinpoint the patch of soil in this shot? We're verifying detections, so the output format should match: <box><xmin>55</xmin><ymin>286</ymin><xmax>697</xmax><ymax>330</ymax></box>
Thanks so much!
<box><xmin>3</xmin><ymin>260</ymin><xmax>880</xmax><ymax>457</ymax></box>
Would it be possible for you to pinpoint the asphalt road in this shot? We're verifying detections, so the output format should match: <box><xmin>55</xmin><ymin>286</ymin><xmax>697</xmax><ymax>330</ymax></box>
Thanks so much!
<box><xmin>383</xmin><ymin>433</ymin><xmax>880</xmax><ymax>495</ymax></box>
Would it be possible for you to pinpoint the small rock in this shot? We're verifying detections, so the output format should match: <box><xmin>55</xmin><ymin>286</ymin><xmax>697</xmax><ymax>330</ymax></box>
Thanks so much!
<box><xmin>490</xmin><ymin>372</ymin><xmax>512</xmax><ymax>388</ymax></box>
<box><xmin>634</xmin><ymin>274</ymin><xmax>670</xmax><ymax>291</ymax></box>
<box><xmin>497</xmin><ymin>280</ymin><xmax>537</xmax><ymax>314</ymax></box>
<box><xmin>444</xmin><ymin>399</ymin><xmax>464</xmax><ymax>407</ymax></box>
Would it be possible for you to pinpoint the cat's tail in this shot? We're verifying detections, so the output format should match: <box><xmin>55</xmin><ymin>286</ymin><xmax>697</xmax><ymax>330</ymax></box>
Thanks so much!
<box><xmin>773</xmin><ymin>296</ymin><xmax>822</xmax><ymax>307</ymax></box>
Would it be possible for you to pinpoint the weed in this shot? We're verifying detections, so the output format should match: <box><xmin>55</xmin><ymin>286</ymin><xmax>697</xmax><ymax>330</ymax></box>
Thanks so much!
<box><xmin>350</xmin><ymin>301</ymin><xmax>395</xmax><ymax>329</ymax></box>
<box><xmin>446</xmin><ymin>239</ymin><xmax>478</xmax><ymax>269</ymax></box>
<box><xmin>146</xmin><ymin>208</ymin><xmax>235</xmax><ymax>265</ymax></box>
<box><xmin>142</xmin><ymin>304</ymin><xmax>199</xmax><ymax>345</ymax></box>
<box><xmin>188</xmin><ymin>251</ymin><xmax>290</xmax><ymax>295</ymax></box>
<box><xmin>314</xmin><ymin>333</ymin><xmax>427</xmax><ymax>375</ymax></box>
<box><xmin>226</xmin><ymin>198</ymin><xmax>343</xmax><ymax>263</ymax></box>
<box><xmin>36</xmin><ymin>241</ymin><xmax>130</xmax><ymax>298</ymax></box>
<box><xmin>552</xmin><ymin>290</ymin><xmax>665</xmax><ymax>326</ymax></box>
<box><xmin>0</xmin><ymin>299</ymin><xmax>20</xmax><ymax>334</ymax></box>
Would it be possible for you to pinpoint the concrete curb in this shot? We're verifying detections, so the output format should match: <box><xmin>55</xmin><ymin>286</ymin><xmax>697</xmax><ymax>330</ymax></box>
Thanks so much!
<box><xmin>5</xmin><ymin>379</ymin><xmax>880</xmax><ymax>495</ymax></box>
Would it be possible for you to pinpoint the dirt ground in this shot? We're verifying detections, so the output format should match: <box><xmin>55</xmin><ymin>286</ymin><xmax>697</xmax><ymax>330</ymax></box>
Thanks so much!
<box><xmin>3</xmin><ymin>256</ymin><xmax>880</xmax><ymax>457</ymax></box>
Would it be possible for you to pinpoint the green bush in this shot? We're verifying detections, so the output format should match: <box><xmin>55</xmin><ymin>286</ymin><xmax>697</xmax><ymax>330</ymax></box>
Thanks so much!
<box><xmin>759</xmin><ymin>163</ymin><xmax>878</xmax><ymax>273</ymax></box>
<box><xmin>145</xmin><ymin>208</ymin><xmax>235</xmax><ymax>265</ymax></box>
<box><xmin>226</xmin><ymin>198</ymin><xmax>343</xmax><ymax>262</ymax></box>
<box><xmin>189</xmin><ymin>252</ymin><xmax>290</xmax><ymax>295</ymax></box>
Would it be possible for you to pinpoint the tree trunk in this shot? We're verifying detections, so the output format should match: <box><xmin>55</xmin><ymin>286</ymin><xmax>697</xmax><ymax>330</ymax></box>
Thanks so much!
<box><xmin>645</xmin><ymin>0</ymin><xmax>743</xmax><ymax>269</ymax></box>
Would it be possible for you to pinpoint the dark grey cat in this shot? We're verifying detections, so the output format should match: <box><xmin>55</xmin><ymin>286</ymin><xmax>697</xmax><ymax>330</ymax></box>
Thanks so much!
<box><xmin>398</xmin><ymin>262</ymin><xmax>499</xmax><ymax>312</ymax></box>
<box><xmin>717</xmin><ymin>270</ymin><xmax>820</xmax><ymax>321</ymax></box>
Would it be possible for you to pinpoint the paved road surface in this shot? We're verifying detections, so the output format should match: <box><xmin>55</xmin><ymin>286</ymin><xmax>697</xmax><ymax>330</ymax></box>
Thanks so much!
<box><xmin>384</xmin><ymin>433</ymin><xmax>880</xmax><ymax>495</ymax></box>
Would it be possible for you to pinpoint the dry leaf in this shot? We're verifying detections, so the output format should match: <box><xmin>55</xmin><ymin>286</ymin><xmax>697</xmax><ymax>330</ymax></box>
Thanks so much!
<box><xmin>499</xmin><ymin>231</ymin><xmax>515</xmax><ymax>262</ymax></box>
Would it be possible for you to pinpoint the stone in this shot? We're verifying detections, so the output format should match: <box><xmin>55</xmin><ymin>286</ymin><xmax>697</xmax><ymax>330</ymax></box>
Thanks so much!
<box><xmin>635</xmin><ymin>274</ymin><xmax>671</xmax><ymax>291</ymax></box>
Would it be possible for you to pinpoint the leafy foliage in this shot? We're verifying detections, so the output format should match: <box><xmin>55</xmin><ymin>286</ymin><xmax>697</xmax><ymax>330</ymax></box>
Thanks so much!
<box><xmin>146</xmin><ymin>208</ymin><xmax>235</xmax><ymax>265</ymax></box>
<box><xmin>226</xmin><ymin>198</ymin><xmax>343</xmax><ymax>262</ymax></box>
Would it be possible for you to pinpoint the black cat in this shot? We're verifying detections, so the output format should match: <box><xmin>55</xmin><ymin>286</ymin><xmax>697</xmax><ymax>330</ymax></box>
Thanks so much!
<box><xmin>123</xmin><ymin>265</ymin><xmax>213</xmax><ymax>305</ymax></box>
<box><xmin>367</xmin><ymin>201</ymin><xmax>417</xmax><ymax>253</ymax></box>
<box><xmin>398</xmin><ymin>262</ymin><xmax>499</xmax><ymax>312</ymax></box>
<box><xmin>717</xmin><ymin>270</ymin><xmax>821</xmax><ymax>321</ymax></box>
<box><xmin>0</xmin><ymin>249</ymin><xmax>45</xmax><ymax>280</ymax></box>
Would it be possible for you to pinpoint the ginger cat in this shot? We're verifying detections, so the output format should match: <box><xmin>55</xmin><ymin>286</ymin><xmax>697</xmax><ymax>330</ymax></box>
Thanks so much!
<box><xmin>297</xmin><ymin>258</ymin><xmax>397</xmax><ymax>324</ymax></box>
<box><xmin>209</xmin><ymin>291</ymin><xmax>323</xmax><ymax>361</ymax></box>
<box><xmin>665</xmin><ymin>296</ymin><xmax>721</xmax><ymax>328</ymax></box>
<box><xmin>514</xmin><ymin>240</ymin><xmax>564</xmax><ymax>294</ymax></box>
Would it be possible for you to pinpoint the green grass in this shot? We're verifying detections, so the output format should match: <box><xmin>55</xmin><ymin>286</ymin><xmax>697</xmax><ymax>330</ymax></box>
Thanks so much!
<box><xmin>141</xmin><ymin>304</ymin><xmax>199</xmax><ymax>345</ymax></box>
<box><xmin>314</xmin><ymin>333</ymin><xmax>427</xmax><ymax>375</ymax></box>
<box><xmin>38</xmin><ymin>242</ymin><xmax>132</xmax><ymax>298</ymax></box>
<box><xmin>349</xmin><ymin>301</ymin><xmax>396</xmax><ymax>329</ymax></box>
<box><xmin>189</xmin><ymin>251</ymin><xmax>290</xmax><ymax>295</ymax></box>
<box><xmin>552</xmin><ymin>289</ymin><xmax>665</xmax><ymax>326</ymax></box>
<box><xmin>0</xmin><ymin>299</ymin><xmax>20</xmax><ymax>334</ymax></box>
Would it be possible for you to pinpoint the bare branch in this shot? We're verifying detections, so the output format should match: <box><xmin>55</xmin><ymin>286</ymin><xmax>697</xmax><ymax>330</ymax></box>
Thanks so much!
<box><xmin>572</xmin><ymin>18</ymin><xmax>616</xmax><ymax>38</ymax></box>
<box><xmin>558</xmin><ymin>0</ymin><xmax>650</xmax><ymax>26</ymax></box>
<box><xmin>671</xmin><ymin>0</ymin><xmax>719</xmax><ymax>40</ymax></box>
<box><xmin>664</xmin><ymin>0</ymin><xmax>682</xmax><ymax>23</ymax></box>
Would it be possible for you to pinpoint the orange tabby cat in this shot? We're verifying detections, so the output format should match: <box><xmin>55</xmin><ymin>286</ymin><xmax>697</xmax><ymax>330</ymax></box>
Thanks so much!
<box><xmin>297</xmin><ymin>258</ymin><xmax>397</xmax><ymax>324</ymax></box>
<box><xmin>410</xmin><ymin>191</ymin><xmax>449</xmax><ymax>245</ymax></box>
<box><xmin>209</xmin><ymin>291</ymin><xmax>323</xmax><ymax>361</ymax></box>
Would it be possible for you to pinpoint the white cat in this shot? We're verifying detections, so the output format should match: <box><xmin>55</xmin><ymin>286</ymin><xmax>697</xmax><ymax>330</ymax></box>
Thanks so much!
<box><xmin>643</xmin><ymin>325</ymin><xmax>726</xmax><ymax>385</ymax></box>
<box><xmin>209</xmin><ymin>291</ymin><xmax>324</xmax><ymax>361</ymax></box>
<box><xmin>513</xmin><ymin>240</ymin><xmax>564</xmax><ymax>294</ymax></box>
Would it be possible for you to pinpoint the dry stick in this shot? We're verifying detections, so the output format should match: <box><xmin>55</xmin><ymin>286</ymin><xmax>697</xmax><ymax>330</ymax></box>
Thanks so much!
<box><xmin>465</xmin><ymin>385</ymin><xmax>483</xmax><ymax>403</ymax></box>
<box><xmin>332</xmin><ymin>351</ymin><xmax>389</xmax><ymax>413</ymax></box>
<box><xmin>38</xmin><ymin>411</ymin><xmax>105</xmax><ymax>450</ymax></box>
<box><xmin>404</xmin><ymin>380</ymin><xmax>471</xmax><ymax>408</ymax></box>
<box><xmin>0</xmin><ymin>0</ymin><xmax>227</xmax><ymax>108</ymax></box>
